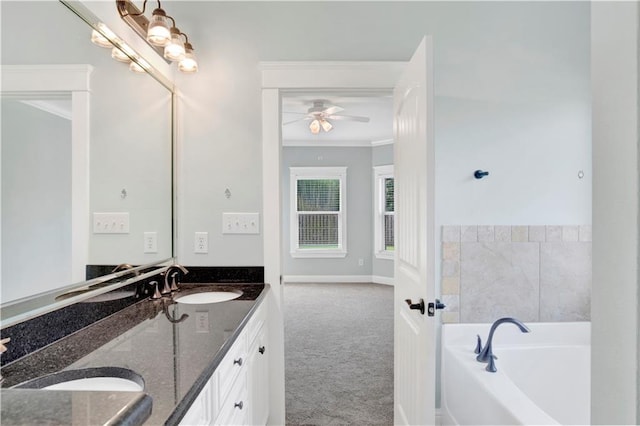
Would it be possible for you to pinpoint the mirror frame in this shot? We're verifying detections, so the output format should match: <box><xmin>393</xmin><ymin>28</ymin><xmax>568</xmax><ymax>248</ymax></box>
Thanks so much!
<box><xmin>0</xmin><ymin>0</ymin><xmax>177</xmax><ymax>329</ymax></box>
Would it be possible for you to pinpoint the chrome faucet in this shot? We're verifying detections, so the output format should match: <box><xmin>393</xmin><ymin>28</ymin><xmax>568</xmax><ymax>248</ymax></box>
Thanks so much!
<box><xmin>161</xmin><ymin>264</ymin><xmax>189</xmax><ymax>295</ymax></box>
<box><xmin>476</xmin><ymin>317</ymin><xmax>530</xmax><ymax>372</ymax></box>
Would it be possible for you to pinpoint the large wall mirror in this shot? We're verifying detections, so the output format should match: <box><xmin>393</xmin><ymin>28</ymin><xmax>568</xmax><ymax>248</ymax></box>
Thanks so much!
<box><xmin>1</xmin><ymin>1</ymin><xmax>174</xmax><ymax>326</ymax></box>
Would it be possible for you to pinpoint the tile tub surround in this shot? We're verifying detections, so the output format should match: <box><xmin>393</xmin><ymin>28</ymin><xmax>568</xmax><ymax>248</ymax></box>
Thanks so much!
<box><xmin>1</xmin><ymin>283</ymin><xmax>268</xmax><ymax>425</ymax></box>
<box><xmin>440</xmin><ymin>225</ymin><xmax>592</xmax><ymax>323</ymax></box>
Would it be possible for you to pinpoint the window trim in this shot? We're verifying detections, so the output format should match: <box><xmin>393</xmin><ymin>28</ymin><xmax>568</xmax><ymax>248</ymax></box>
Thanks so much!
<box><xmin>373</xmin><ymin>165</ymin><xmax>394</xmax><ymax>260</ymax></box>
<box><xmin>289</xmin><ymin>166</ymin><xmax>347</xmax><ymax>258</ymax></box>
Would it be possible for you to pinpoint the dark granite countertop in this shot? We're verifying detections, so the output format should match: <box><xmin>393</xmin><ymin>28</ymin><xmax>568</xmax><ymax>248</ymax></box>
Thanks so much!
<box><xmin>0</xmin><ymin>283</ymin><xmax>267</xmax><ymax>426</ymax></box>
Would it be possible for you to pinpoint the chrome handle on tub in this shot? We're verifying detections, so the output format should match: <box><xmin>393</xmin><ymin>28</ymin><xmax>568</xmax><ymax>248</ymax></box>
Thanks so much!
<box><xmin>233</xmin><ymin>357</ymin><xmax>243</xmax><ymax>366</ymax></box>
<box><xmin>234</xmin><ymin>401</ymin><xmax>244</xmax><ymax>410</ymax></box>
<box><xmin>259</xmin><ymin>346</ymin><xmax>266</xmax><ymax>355</ymax></box>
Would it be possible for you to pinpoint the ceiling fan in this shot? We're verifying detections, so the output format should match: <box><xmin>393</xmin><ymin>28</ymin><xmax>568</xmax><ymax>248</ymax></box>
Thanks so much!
<box><xmin>283</xmin><ymin>99</ymin><xmax>370</xmax><ymax>134</ymax></box>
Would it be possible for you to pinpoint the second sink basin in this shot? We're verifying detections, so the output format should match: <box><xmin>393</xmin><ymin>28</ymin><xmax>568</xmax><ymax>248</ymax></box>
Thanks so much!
<box><xmin>13</xmin><ymin>367</ymin><xmax>144</xmax><ymax>392</ymax></box>
<box><xmin>174</xmin><ymin>290</ymin><xmax>243</xmax><ymax>304</ymax></box>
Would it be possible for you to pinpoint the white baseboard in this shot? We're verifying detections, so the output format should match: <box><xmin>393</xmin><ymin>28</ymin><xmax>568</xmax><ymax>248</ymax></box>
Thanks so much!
<box><xmin>371</xmin><ymin>275</ymin><xmax>394</xmax><ymax>286</ymax></box>
<box><xmin>283</xmin><ymin>275</ymin><xmax>394</xmax><ymax>285</ymax></box>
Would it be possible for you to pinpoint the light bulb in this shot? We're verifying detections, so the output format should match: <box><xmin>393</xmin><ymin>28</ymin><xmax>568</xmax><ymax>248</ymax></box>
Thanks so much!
<box><xmin>178</xmin><ymin>43</ymin><xmax>198</xmax><ymax>73</ymax></box>
<box><xmin>320</xmin><ymin>119</ymin><xmax>333</xmax><ymax>132</ymax></box>
<box><xmin>111</xmin><ymin>46</ymin><xmax>131</xmax><ymax>63</ymax></box>
<box><xmin>309</xmin><ymin>119</ymin><xmax>321</xmax><ymax>134</ymax></box>
<box><xmin>146</xmin><ymin>8</ymin><xmax>171</xmax><ymax>47</ymax></box>
<box><xmin>164</xmin><ymin>29</ymin><xmax>185</xmax><ymax>61</ymax></box>
<box><xmin>91</xmin><ymin>29</ymin><xmax>112</xmax><ymax>48</ymax></box>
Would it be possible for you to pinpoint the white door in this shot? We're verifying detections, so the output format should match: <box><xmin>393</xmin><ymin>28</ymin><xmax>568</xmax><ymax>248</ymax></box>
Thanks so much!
<box><xmin>393</xmin><ymin>36</ymin><xmax>436</xmax><ymax>425</ymax></box>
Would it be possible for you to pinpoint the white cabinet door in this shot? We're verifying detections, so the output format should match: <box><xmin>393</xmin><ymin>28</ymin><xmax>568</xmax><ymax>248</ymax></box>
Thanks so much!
<box><xmin>248</xmin><ymin>323</ymin><xmax>269</xmax><ymax>426</ymax></box>
<box><xmin>179</xmin><ymin>379</ymin><xmax>213</xmax><ymax>426</ymax></box>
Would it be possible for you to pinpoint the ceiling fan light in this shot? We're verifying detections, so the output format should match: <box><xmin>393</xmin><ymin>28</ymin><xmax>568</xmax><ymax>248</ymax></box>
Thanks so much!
<box><xmin>309</xmin><ymin>119</ymin><xmax>321</xmax><ymax>134</ymax></box>
<box><xmin>146</xmin><ymin>8</ymin><xmax>171</xmax><ymax>47</ymax></box>
<box><xmin>320</xmin><ymin>119</ymin><xmax>333</xmax><ymax>132</ymax></box>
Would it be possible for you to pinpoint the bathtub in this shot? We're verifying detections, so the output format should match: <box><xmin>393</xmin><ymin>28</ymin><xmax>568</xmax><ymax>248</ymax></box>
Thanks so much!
<box><xmin>441</xmin><ymin>322</ymin><xmax>590</xmax><ymax>425</ymax></box>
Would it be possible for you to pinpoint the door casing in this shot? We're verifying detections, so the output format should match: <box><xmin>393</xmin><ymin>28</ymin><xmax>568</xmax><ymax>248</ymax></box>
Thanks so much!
<box><xmin>261</xmin><ymin>61</ymin><xmax>410</xmax><ymax>424</ymax></box>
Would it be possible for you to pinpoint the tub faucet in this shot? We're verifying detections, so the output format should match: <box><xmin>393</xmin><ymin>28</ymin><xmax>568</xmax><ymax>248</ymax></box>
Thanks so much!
<box><xmin>476</xmin><ymin>317</ymin><xmax>530</xmax><ymax>372</ymax></box>
<box><xmin>161</xmin><ymin>264</ymin><xmax>189</xmax><ymax>295</ymax></box>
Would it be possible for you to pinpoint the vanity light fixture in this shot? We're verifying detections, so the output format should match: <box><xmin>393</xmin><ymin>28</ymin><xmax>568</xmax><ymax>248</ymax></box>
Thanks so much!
<box><xmin>116</xmin><ymin>0</ymin><xmax>199</xmax><ymax>73</ymax></box>
<box><xmin>111</xmin><ymin>46</ymin><xmax>131</xmax><ymax>63</ymax></box>
<box><xmin>178</xmin><ymin>39</ymin><xmax>198</xmax><ymax>73</ymax></box>
<box><xmin>164</xmin><ymin>27</ymin><xmax>185</xmax><ymax>61</ymax></box>
<box><xmin>91</xmin><ymin>23</ymin><xmax>117</xmax><ymax>48</ymax></box>
<box><xmin>146</xmin><ymin>6</ymin><xmax>171</xmax><ymax>46</ymax></box>
<box><xmin>91</xmin><ymin>29</ymin><xmax>112</xmax><ymax>48</ymax></box>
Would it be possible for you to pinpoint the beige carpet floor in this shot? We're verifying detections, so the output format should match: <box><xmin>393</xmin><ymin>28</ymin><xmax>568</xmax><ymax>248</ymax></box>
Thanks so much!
<box><xmin>284</xmin><ymin>282</ymin><xmax>394</xmax><ymax>425</ymax></box>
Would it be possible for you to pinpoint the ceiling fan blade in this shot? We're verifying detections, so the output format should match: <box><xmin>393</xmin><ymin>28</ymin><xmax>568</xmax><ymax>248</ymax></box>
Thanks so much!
<box><xmin>283</xmin><ymin>111</ymin><xmax>310</xmax><ymax>115</ymax></box>
<box><xmin>328</xmin><ymin>114</ymin><xmax>370</xmax><ymax>123</ymax></box>
<box><xmin>283</xmin><ymin>116</ymin><xmax>311</xmax><ymax>125</ymax></box>
<box><xmin>322</xmin><ymin>105</ymin><xmax>344</xmax><ymax>115</ymax></box>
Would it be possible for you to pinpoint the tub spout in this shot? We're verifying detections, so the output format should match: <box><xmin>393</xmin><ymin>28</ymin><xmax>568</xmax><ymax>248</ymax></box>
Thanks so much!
<box><xmin>476</xmin><ymin>317</ymin><xmax>530</xmax><ymax>370</ymax></box>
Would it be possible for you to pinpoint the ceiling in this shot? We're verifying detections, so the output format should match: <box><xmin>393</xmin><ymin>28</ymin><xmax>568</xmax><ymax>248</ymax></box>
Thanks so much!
<box><xmin>281</xmin><ymin>91</ymin><xmax>393</xmax><ymax>146</ymax></box>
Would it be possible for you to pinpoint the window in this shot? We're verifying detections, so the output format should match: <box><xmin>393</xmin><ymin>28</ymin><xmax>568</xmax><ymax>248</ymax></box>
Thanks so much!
<box><xmin>290</xmin><ymin>167</ymin><xmax>347</xmax><ymax>258</ymax></box>
<box><xmin>374</xmin><ymin>165</ymin><xmax>394</xmax><ymax>259</ymax></box>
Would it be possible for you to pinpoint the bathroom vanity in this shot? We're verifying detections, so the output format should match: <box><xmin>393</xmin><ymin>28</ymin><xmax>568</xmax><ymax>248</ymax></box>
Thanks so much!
<box><xmin>0</xmin><ymin>283</ymin><xmax>271</xmax><ymax>426</ymax></box>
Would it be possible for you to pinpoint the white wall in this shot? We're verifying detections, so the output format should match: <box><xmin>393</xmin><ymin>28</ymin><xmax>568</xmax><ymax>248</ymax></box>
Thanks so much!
<box><xmin>173</xmin><ymin>1</ymin><xmax>591</xmax><ymax>267</ymax></box>
<box><xmin>281</xmin><ymin>146</ymin><xmax>379</xmax><ymax>278</ymax></box>
<box><xmin>591</xmin><ymin>2</ymin><xmax>639</xmax><ymax>424</ymax></box>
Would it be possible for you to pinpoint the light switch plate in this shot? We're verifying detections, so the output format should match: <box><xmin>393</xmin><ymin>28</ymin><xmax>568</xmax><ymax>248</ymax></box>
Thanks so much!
<box><xmin>222</xmin><ymin>212</ymin><xmax>260</xmax><ymax>234</ymax></box>
<box><xmin>93</xmin><ymin>212</ymin><xmax>130</xmax><ymax>234</ymax></box>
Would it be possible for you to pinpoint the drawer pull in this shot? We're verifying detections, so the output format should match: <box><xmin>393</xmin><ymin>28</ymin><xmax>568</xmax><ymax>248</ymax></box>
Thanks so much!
<box><xmin>233</xmin><ymin>357</ymin><xmax>243</xmax><ymax>366</ymax></box>
<box><xmin>258</xmin><ymin>346</ymin><xmax>266</xmax><ymax>355</ymax></box>
<box><xmin>234</xmin><ymin>401</ymin><xmax>244</xmax><ymax>410</ymax></box>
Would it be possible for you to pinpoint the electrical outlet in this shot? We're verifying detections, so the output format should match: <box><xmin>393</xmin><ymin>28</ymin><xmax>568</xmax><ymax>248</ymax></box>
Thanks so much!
<box><xmin>195</xmin><ymin>311</ymin><xmax>210</xmax><ymax>333</ymax></box>
<box><xmin>358</xmin><ymin>258</ymin><xmax>364</xmax><ymax>266</ymax></box>
<box><xmin>144</xmin><ymin>232</ymin><xmax>158</xmax><ymax>253</ymax></box>
<box><xmin>194</xmin><ymin>232</ymin><xmax>208</xmax><ymax>253</ymax></box>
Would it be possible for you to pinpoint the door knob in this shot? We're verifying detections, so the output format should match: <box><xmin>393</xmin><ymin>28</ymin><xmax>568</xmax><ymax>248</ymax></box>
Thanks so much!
<box><xmin>405</xmin><ymin>298</ymin><xmax>425</xmax><ymax>315</ymax></box>
<box><xmin>427</xmin><ymin>299</ymin><xmax>447</xmax><ymax>316</ymax></box>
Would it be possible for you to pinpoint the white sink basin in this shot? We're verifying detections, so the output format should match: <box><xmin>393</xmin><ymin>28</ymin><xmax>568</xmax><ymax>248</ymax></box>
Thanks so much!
<box><xmin>174</xmin><ymin>290</ymin><xmax>242</xmax><ymax>304</ymax></box>
<box><xmin>43</xmin><ymin>377</ymin><xmax>143</xmax><ymax>392</ymax></box>
<box><xmin>13</xmin><ymin>367</ymin><xmax>144</xmax><ymax>392</ymax></box>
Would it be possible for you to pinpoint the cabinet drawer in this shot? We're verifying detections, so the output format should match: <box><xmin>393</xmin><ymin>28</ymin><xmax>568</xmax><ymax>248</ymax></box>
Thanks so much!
<box><xmin>217</xmin><ymin>329</ymin><xmax>247</xmax><ymax>399</ymax></box>
<box><xmin>214</xmin><ymin>369</ymin><xmax>248</xmax><ymax>426</ymax></box>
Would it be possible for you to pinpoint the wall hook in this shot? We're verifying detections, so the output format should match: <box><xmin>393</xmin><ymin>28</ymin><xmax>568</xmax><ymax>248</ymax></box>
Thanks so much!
<box><xmin>224</xmin><ymin>188</ymin><xmax>231</xmax><ymax>199</ymax></box>
<box><xmin>474</xmin><ymin>170</ymin><xmax>489</xmax><ymax>179</ymax></box>
<box><xmin>120</xmin><ymin>188</ymin><xmax>128</xmax><ymax>198</ymax></box>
